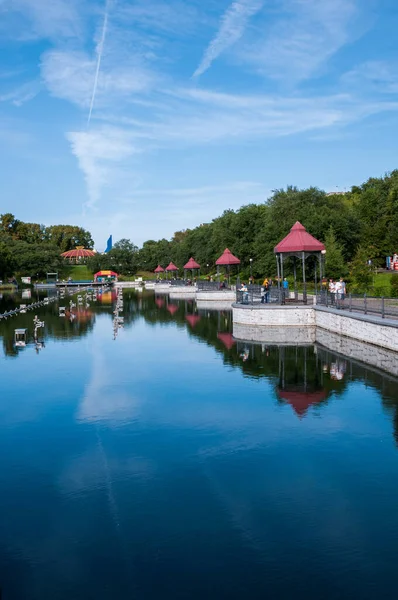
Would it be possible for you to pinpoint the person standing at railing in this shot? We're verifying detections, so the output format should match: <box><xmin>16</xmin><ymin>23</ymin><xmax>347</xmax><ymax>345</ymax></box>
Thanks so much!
<box><xmin>339</xmin><ymin>278</ymin><xmax>346</xmax><ymax>300</ymax></box>
<box><xmin>240</xmin><ymin>282</ymin><xmax>249</xmax><ymax>304</ymax></box>
<box><xmin>329</xmin><ymin>279</ymin><xmax>336</xmax><ymax>304</ymax></box>
<box><xmin>261</xmin><ymin>279</ymin><xmax>269</xmax><ymax>303</ymax></box>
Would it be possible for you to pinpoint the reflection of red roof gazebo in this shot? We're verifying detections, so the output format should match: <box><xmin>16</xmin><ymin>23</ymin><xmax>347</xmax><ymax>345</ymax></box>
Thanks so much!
<box><xmin>155</xmin><ymin>297</ymin><xmax>165</xmax><ymax>308</ymax></box>
<box><xmin>61</xmin><ymin>247</ymin><xmax>96</xmax><ymax>262</ymax></box>
<box><xmin>217</xmin><ymin>332</ymin><xmax>235</xmax><ymax>350</ymax></box>
<box><xmin>167</xmin><ymin>303</ymin><xmax>179</xmax><ymax>315</ymax></box>
<box><xmin>274</xmin><ymin>222</ymin><xmax>326</xmax><ymax>303</ymax></box>
<box><xmin>186</xmin><ymin>314</ymin><xmax>201</xmax><ymax>328</ymax></box>
<box><xmin>216</xmin><ymin>248</ymin><xmax>241</xmax><ymax>283</ymax></box>
<box><xmin>165</xmin><ymin>262</ymin><xmax>179</xmax><ymax>279</ymax></box>
<box><xmin>183</xmin><ymin>258</ymin><xmax>200</xmax><ymax>280</ymax></box>
<box><xmin>278</xmin><ymin>389</ymin><xmax>327</xmax><ymax>418</ymax></box>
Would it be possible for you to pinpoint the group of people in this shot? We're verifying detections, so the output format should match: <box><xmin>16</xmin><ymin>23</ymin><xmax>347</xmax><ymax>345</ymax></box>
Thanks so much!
<box><xmin>328</xmin><ymin>277</ymin><xmax>346</xmax><ymax>302</ymax></box>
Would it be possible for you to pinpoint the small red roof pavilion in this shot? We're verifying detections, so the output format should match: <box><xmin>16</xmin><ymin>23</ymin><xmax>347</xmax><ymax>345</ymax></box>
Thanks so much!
<box><xmin>154</xmin><ymin>265</ymin><xmax>164</xmax><ymax>273</ymax></box>
<box><xmin>184</xmin><ymin>257</ymin><xmax>200</xmax><ymax>270</ymax></box>
<box><xmin>274</xmin><ymin>222</ymin><xmax>326</xmax><ymax>302</ymax></box>
<box><xmin>278</xmin><ymin>389</ymin><xmax>327</xmax><ymax>418</ymax></box>
<box><xmin>275</xmin><ymin>222</ymin><xmax>325</xmax><ymax>253</ymax></box>
<box><xmin>216</xmin><ymin>248</ymin><xmax>241</xmax><ymax>266</ymax></box>
<box><xmin>166</xmin><ymin>261</ymin><xmax>179</xmax><ymax>272</ymax></box>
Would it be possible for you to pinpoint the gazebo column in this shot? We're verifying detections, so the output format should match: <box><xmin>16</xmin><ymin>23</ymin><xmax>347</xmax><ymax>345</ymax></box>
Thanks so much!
<box><xmin>276</xmin><ymin>254</ymin><xmax>281</xmax><ymax>303</ymax></box>
<box><xmin>280</xmin><ymin>254</ymin><xmax>285</xmax><ymax>304</ymax></box>
<box><xmin>294</xmin><ymin>257</ymin><xmax>298</xmax><ymax>301</ymax></box>
<box><xmin>302</xmin><ymin>252</ymin><xmax>307</xmax><ymax>304</ymax></box>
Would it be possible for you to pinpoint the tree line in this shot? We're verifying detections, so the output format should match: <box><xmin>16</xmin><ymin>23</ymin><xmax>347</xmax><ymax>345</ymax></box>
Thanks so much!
<box><xmin>0</xmin><ymin>213</ymin><xmax>93</xmax><ymax>279</ymax></box>
<box><xmin>91</xmin><ymin>170</ymin><xmax>398</xmax><ymax>292</ymax></box>
<box><xmin>1</xmin><ymin>170</ymin><xmax>398</xmax><ymax>292</ymax></box>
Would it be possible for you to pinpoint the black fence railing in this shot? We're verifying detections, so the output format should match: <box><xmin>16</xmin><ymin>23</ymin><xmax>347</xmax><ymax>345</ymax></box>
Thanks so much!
<box><xmin>317</xmin><ymin>292</ymin><xmax>398</xmax><ymax>319</ymax></box>
<box><xmin>236</xmin><ymin>285</ymin><xmax>287</xmax><ymax>305</ymax></box>
<box><xmin>196</xmin><ymin>280</ymin><xmax>231</xmax><ymax>291</ymax></box>
<box><xmin>168</xmin><ymin>279</ymin><xmax>191</xmax><ymax>287</ymax></box>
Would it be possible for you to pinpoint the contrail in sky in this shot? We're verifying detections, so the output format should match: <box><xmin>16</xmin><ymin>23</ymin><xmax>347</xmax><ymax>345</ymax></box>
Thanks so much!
<box><xmin>193</xmin><ymin>0</ymin><xmax>263</xmax><ymax>78</ymax></box>
<box><xmin>87</xmin><ymin>0</ymin><xmax>112</xmax><ymax>127</ymax></box>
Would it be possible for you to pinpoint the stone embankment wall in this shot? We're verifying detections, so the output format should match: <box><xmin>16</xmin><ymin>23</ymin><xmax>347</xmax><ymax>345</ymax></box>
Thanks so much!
<box><xmin>316</xmin><ymin>329</ymin><xmax>398</xmax><ymax>377</ymax></box>
<box><xmin>315</xmin><ymin>307</ymin><xmax>398</xmax><ymax>353</ymax></box>
<box><xmin>196</xmin><ymin>291</ymin><xmax>235</xmax><ymax>302</ymax></box>
<box><xmin>232</xmin><ymin>305</ymin><xmax>315</xmax><ymax>328</ymax></box>
<box><xmin>232</xmin><ymin>304</ymin><xmax>398</xmax><ymax>353</ymax></box>
<box><xmin>233</xmin><ymin>324</ymin><xmax>315</xmax><ymax>345</ymax></box>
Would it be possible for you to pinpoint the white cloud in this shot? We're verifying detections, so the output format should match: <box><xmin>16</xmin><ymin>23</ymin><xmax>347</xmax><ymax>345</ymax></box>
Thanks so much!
<box><xmin>242</xmin><ymin>0</ymin><xmax>360</xmax><ymax>82</ymax></box>
<box><xmin>0</xmin><ymin>0</ymin><xmax>83</xmax><ymax>41</ymax></box>
<box><xmin>342</xmin><ymin>61</ymin><xmax>398</xmax><ymax>94</ymax></box>
<box><xmin>67</xmin><ymin>127</ymin><xmax>139</xmax><ymax>209</ymax></box>
<box><xmin>41</xmin><ymin>49</ymin><xmax>154</xmax><ymax>110</ymax></box>
<box><xmin>193</xmin><ymin>0</ymin><xmax>264</xmax><ymax>77</ymax></box>
<box><xmin>0</xmin><ymin>81</ymin><xmax>40</xmax><ymax>106</ymax></box>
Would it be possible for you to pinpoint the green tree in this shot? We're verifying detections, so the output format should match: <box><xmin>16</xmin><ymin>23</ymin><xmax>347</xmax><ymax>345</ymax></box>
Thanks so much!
<box><xmin>349</xmin><ymin>246</ymin><xmax>373</xmax><ymax>292</ymax></box>
<box><xmin>324</xmin><ymin>226</ymin><xmax>347</xmax><ymax>279</ymax></box>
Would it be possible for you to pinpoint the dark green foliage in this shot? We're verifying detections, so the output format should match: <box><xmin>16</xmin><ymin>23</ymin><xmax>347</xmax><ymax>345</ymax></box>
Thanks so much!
<box><xmin>0</xmin><ymin>214</ymin><xmax>93</xmax><ymax>279</ymax></box>
<box><xmin>390</xmin><ymin>276</ymin><xmax>398</xmax><ymax>298</ymax></box>
<box><xmin>324</xmin><ymin>227</ymin><xmax>347</xmax><ymax>279</ymax></box>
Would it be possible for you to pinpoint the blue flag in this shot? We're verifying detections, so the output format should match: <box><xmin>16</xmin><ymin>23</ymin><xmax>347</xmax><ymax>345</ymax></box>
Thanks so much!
<box><xmin>105</xmin><ymin>235</ymin><xmax>112</xmax><ymax>253</ymax></box>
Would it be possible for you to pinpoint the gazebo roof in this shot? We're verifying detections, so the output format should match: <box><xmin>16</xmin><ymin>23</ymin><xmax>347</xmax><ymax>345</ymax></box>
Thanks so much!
<box><xmin>184</xmin><ymin>257</ymin><xmax>200</xmax><ymax>269</ymax></box>
<box><xmin>274</xmin><ymin>222</ymin><xmax>325</xmax><ymax>253</ymax></box>
<box><xmin>278</xmin><ymin>389</ymin><xmax>327</xmax><ymax>417</ymax></box>
<box><xmin>154</xmin><ymin>265</ymin><xmax>164</xmax><ymax>273</ymax></box>
<box><xmin>215</xmin><ymin>248</ymin><xmax>241</xmax><ymax>266</ymax></box>
<box><xmin>166</xmin><ymin>261</ymin><xmax>179</xmax><ymax>272</ymax></box>
<box><xmin>185</xmin><ymin>314</ymin><xmax>201</xmax><ymax>328</ymax></box>
<box><xmin>61</xmin><ymin>247</ymin><xmax>96</xmax><ymax>258</ymax></box>
<box><xmin>217</xmin><ymin>332</ymin><xmax>236</xmax><ymax>350</ymax></box>
<box><xmin>167</xmin><ymin>304</ymin><xmax>179</xmax><ymax>315</ymax></box>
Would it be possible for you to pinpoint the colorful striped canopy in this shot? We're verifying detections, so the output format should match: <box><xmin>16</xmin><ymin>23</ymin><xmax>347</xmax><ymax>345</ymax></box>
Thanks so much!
<box><xmin>94</xmin><ymin>271</ymin><xmax>118</xmax><ymax>277</ymax></box>
<box><xmin>61</xmin><ymin>248</ymin><xmax>96</xmax><ymax>258</ymax></box>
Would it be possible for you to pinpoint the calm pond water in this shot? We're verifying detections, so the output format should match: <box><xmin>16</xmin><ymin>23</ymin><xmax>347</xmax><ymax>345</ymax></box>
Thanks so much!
<box><xmin>1</xmin><ymin>288</ymin><xmax>398</xmax><ymax>599</ymax></box>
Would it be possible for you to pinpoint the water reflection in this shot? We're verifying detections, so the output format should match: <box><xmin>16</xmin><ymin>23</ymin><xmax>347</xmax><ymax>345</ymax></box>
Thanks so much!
<box><xmin>1</xmin><ymin>289</ymin><xmax>398</xmax><ymax>599</ymax></box>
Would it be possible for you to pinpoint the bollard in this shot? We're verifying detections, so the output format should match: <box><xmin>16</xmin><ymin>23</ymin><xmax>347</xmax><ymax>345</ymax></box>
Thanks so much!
<box><xmin>382</xmin><ymin>296</ymin><xmax>385</xmax><ymax>319</ymax></box>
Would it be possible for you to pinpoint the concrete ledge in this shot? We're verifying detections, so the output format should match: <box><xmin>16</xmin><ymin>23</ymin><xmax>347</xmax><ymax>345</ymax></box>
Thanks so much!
<box><xmin>233</xmin><ymin>324</ymin><xmax>316</xmax><ymax>344</ymax></box>
<box><xmin>197</xmin><ymin>301</ymin><xmax>233</xmax><ymax>311</ymax></box>
<box><xmin>316</xmin><ymin>329</ymin><xmax>398</xmax><ymax>377</ymax></box>
<box><xmin>197</xmin><ymin>291</ymin><xmax>235</xmax><ymax>302</ymax></box>
<box><xmin>315</xmin><ymin>305</ymin><xmax>398</xmax><ymax>328</ymax></box>
<box><xmin>232</xmin><ymin>304</ymin><xmax>315</xmax><ymax>327</ymax></box>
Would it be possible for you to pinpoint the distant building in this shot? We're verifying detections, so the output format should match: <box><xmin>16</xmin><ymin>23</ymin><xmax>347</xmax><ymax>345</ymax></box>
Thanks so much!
<box><xmin>326</xmin><ymin>191</ymin><xmax>346</xmax><ymax>196</ymax></box>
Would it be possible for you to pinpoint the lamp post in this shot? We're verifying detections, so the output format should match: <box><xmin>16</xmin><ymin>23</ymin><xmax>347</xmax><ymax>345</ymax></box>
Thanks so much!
<box><xmin>206</xmin><ymin>263</ymin><xmax>209</xmax><ymax>274</ymax></box>
<box><xmin>249</xmin><ymin>258</ymin><xmax>253</xmax><ymax>281</ymax></box>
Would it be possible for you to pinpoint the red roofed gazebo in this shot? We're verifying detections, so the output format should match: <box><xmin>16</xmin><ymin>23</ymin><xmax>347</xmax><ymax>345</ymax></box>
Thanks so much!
<box><xmin>183</xmin><ymin>257</ymin><xmax>200</xmax><ymax>281</ymax></box>
<box><xmin>217</xmin><ymin>332</ymin><xmax>236</xmax><ymax>350</ymax></box>
<box><xmin>154</xmin><ymin>265</ymin><xmax>164</xmax><ymax>278</ymax></box>
<box><xmin>278</xmin><ymin>389</ymin><xmax>328</xmax><ymax>418</ymax></box>
<box><xmin>61</xmin><ymin>247</ymin><xmax>96</xmax><ymax>263</ymax></box>
<box><xmin>274</xmin><ymin>222</ymin><xmax>326</xmax><ymax>303</ymax></box>
<box><xmin>185</xmin><ymin>314</ymin><xmax>201</xmax><ymax>328</ymax></box>
<box><xmin>215</xmin><ymin>248</ymin><xmax>241</xmax><ymax>284</ymax></box>
<box><xmin>165</xmin><ymin>261</ymin><xmax>179</xmax><ymax>280</ymax></box>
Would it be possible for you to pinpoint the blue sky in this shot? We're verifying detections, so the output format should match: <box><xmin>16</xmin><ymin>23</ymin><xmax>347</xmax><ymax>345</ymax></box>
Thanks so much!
<box><xmin>0</xmin><ymin>0</ymin><xmax>397</xmax><ymax>248</ymax></box>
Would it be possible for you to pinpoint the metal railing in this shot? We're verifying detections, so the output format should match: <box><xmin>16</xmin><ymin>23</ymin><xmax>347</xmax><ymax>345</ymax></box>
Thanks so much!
<box><xmin>196</xmin><ymin>280</ymin><xmax>231</xmax><ymax>291</ymax></box>
<box><xmin>236</xmin><ymin>285</ymin><xmax>287</xmax><ymax>305</ymax></box>
<box><xmin>317</xmin><ymin>292</ymin><xmax>398</xmax><ymax>319</ymax></box>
